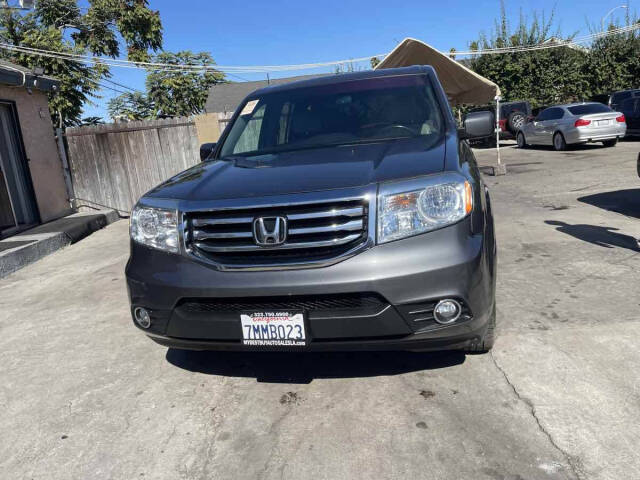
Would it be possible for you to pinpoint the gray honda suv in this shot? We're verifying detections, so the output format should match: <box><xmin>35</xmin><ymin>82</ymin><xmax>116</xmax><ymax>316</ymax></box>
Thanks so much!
<box><xmin>125</xmin><ymin>66</ymin><xmax>497</xmax><ymax>353</ymax></box>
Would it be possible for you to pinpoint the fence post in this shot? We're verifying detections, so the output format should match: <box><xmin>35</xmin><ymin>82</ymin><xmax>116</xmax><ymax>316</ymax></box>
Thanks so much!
<box><xmin>55</xmin><ymin>128</ymin><xmax>76</xmax><ymax>210</ymax></box>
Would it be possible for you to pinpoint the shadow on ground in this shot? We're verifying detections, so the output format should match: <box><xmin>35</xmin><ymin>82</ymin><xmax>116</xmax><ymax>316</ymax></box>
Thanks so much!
<box><xmin>545</xmin><ymin>220</ymin><xmax>640</xmax><ymax>252</ymax></box>
<box><xmin>578</xmin><ymin>189</ymin><xmax>640</xmax><ymax>219</ymax></box>
<box><xmin>470</xmin><ymin>141</ymin><xmax>516</xmax><ymax>149</ymax></box>
<box><xmin>479</xmin><ymin>161</ymin><xmax>543</xmax><ymax>176</ymax></box>
<box><xmin>166</xmin><ymin>349</ymin><xmax>465</xmax><ymax>383</ymax></box>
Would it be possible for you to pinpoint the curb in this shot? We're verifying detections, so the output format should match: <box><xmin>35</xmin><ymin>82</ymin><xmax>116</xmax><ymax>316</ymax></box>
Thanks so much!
<box><xmin>0</xmin><ymin>209</ymin><xmax>120</xmax><ymax>279</ymax></box>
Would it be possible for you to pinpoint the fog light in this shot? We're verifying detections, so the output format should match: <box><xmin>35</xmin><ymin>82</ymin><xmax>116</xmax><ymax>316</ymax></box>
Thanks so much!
<box><xmin>134</xmin><ymin>307</ymin><xmax>151</xmax><ymax>329</ymax></box>
<box><xmin>434</xmin><ymin>299</ymin><xmax>461</xmax><ymax>324</ymax></box>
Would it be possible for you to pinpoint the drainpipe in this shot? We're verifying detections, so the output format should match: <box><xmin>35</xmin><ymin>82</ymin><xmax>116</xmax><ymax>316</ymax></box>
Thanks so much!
<box><xmin>55</xmin><ymin>128</ymin><xmax>76</xmax><ymax>211</ymax></box>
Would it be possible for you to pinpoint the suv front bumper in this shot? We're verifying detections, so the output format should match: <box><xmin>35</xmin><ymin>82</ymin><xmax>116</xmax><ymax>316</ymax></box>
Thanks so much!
<box><xmin>125</xmin><ymin>217</ymin><xmax>496</xmax><ymax>352</ymax></box>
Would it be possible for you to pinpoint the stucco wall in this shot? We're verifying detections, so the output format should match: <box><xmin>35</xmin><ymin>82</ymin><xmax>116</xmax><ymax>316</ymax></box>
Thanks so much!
<box><xmin>0</xmin><ymin>86</ymin><xmax>70</xmax><ymax>223</ymax></box>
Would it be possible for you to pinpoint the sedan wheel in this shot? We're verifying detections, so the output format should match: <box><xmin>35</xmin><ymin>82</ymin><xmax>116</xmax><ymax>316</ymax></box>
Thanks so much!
<box><xmin>517</xmin><ymin>132</ymin><xmax>526</xmax><ymax>148</ymax></box>
<box><xmin>553</xmin><ymin>132</ymin><xmax>567</xmax><ymax>151</ymax></box>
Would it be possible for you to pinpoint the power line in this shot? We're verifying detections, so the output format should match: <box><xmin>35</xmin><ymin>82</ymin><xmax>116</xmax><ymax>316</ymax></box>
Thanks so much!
<box><xmin>224</xmin><ymin>72</ymin><xmax>251</xmax><ymax>81</ymax></box>
<box><xmin>0</xmin><ymin>41</ymin><xmax>387</xmax><ymax>73</ymax></box>
<box><xmin>102</xmin><ymin>77</ymin><xmax>138</xmax><ymax>92</ymax></box>
<box><xmin>98</xmin><ymin>82</ymin><xmax>129</xmax><ymax>95</ymax></box>
<box><xmin>0</xmin><ymin>24</ymin><xmax>638</xmax><ymax>74</ymax></box>
<box><xmin>454</xmin><ymin>24</ymin><xmax>640</xmax><ymax>55</ymax></box>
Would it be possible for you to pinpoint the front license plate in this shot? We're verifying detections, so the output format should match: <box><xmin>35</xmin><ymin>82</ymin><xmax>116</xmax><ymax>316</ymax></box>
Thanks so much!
<box><xmin>240</xmin><ymin>311</ymin><xmax>306</xmax><ymax>347</ymax></box>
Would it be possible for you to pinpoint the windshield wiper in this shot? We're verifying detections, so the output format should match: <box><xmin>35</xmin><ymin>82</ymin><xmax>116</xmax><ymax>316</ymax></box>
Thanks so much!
<box><xmin>234</xmin><ymin>136</ymin><xmax>417</xmax><ymax>157</ymax></box>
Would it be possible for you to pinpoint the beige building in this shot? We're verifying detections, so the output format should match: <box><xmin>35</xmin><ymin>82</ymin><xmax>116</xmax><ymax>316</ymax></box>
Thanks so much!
<box><xmin>0</xmin><ymin>60</ymin><xmax>71</xmax><ymax>239</ymax></box>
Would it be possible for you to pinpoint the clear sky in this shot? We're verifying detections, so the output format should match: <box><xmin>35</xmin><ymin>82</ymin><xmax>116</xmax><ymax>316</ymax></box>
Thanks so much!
<box><xmin>84</xmin><ymin>0</ymin><xmax>635</xmax><ymax>119</ymax></box>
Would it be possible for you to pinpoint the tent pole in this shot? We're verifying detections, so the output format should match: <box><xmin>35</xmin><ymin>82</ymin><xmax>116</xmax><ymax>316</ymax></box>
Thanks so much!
<box><xmin>495</xmin><ymin>96</ymin><xmax>501</xmax><ymax>165</ymax></box>
<box><xmin>493</xmin><ymin>95</ymin><xmax>506</xmax><ymax>175</ymax></box>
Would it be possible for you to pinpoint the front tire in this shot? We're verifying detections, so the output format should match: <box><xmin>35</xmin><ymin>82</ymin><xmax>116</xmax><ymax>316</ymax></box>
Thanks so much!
<box><xmin>517</xmin><ymin>131</ymin><xmax>527</xmax><ymax>148</ymax></box>
<box><xmin>553</xmin><ymin>132</ymin><xmax>567</xmax><ymax>151</ymax></box>
<box><xmin>603</xmin><ymin>138</ymin><xmax>618</xmax><ymax>148</ymax></box>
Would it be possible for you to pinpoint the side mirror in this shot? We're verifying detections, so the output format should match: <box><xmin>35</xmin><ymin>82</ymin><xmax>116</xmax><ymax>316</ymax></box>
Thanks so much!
<box><xmin>200</xmin><ymin>142</ymin><xmax>217</xmax><ymax>162</ymax></box>
<box><xmin>526</xmin><ymin>115</ymin><xmax>535</xmax><ymax>123</ymax></box>
<box><xmin>461</xmin><ymin>111</ymin><xmax>494</xmax><ymax>139</ymax></box>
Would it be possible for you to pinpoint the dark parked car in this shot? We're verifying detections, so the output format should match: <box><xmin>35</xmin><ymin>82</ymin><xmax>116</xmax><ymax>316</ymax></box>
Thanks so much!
<box><xmin>620</xmin><ymin>97</ymin><xmax>640</xmax><ymax>136</ymax></box>
<box><xmin>610</xmin><ymin>89</ymin><xmax>640</xmax><ymax>111</ymax></box>
<box><xmin>464</xmin><ymin>100</ymin><xmax>531</xmax><ymax>145</ymax></box>
<box><xmin>589</xmin><ymin>93</ymin><xmax>612</xmax><ymax>106</ymax></box>
<box><xmin>126</xmin><ymin>66</ymin><xmax>497</xmax><ymax>354</ymax></box>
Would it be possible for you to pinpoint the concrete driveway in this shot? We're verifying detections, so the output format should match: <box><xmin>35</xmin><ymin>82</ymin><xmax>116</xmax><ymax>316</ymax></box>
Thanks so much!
<box><xmin>1</xmin><ymin>140</ymin><xmax>639</xmax><ymax>480</ymax></box>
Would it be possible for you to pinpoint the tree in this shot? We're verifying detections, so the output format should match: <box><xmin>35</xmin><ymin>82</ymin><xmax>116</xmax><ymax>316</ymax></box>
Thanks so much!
<box><xmin>0</xmin><ymin>0</ymin><xmax>162</xmax><ymax>126</ymax></box>
<box><xmin>107</xmin><ymin>51</ymin><xmax>225</xmax><ymax>121</ymax></box>
<box><xmin>467</xmin><ymin>2</ymin><xmax>588</xmax><ymax>108</ymax></box>
<box><xmin>144</xmin><ymin>51</ymin><xmax>224</xmax><ymax>118</ymax></box>
<box><xmin>107</xmin><ymin>91</ymin><xmax>154</xmax><ymax>121</ymax></box>
<box><xmin>583</xmin><ymin>19</ymin><xmax>640</xmax><ymax>97</ymax></box>
<box><xmin>79</xmin><ymin>116</ymin><xmax>105</xmax><ymax>126</ymax></box>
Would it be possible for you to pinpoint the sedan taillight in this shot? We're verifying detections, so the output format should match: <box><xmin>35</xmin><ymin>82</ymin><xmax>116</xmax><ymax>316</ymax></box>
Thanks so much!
<box><xmin>616</xmin><ymin>114</ymin><xmax>626</xmax><ymax>123</ymax></box>
<box><xmin>574</xmin><ymin>119</ymin><xmax>591</xmax><ymax>127</ymax></box>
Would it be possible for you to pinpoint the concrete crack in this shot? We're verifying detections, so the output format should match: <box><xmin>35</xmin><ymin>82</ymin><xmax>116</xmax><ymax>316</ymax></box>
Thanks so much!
<box><xmin>489</xmin><ymin>351</ymin><xmax>586</xmax><ymax>480</ymax></box>
<box><xmin>256</xmin><ymin>403</ymin><xmax>298</xmax><ymax>480</ymax></box>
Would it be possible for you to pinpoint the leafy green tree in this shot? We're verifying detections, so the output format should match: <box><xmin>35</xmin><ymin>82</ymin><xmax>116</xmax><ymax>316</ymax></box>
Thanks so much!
<box><xmin>79</xmin><ymin>116</ymin><xmax>105</xmax><ymax>126</ymax></box>
<box><xmin>467</xmin><ymin>2</ymin><xmax>588</xmax><ymax>108</ymax></box>
<box><xmin>584</xmin><ymin>19</ymin><xmax>640</xmax><ymax>97</ymax></box>
<box><xmin>107</xmin><ymin>51</ymin><xmax>225</xmax><ymax>121</ymax></box>
<box><xmin>0</xmin><ymin>0</ymin><xmax>162</xmax><ymax>126</ymax></box>
<box><xmin>145</xmin><ymin>51</ymin><xmax>224</xmax><ymax>118</ymax></box>
<box><xmin>466</xmin><ymin>3</ymin><xmax>639</xmax><ymax>108</ymax></box>
<box><xmin>107</xmin><ymin>91</ymin><xmax>154</xmax><ymax>121</ymax></box>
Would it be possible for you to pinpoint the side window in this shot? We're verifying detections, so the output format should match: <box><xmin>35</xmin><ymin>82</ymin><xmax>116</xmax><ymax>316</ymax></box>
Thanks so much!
<box><xmin>549</xmin><ymin>108</ymin><xmax>564</xmax><ymax>120</ymax></box>
<box><xmin>233</xmin><ymin>103</ymin><xmax>267</xmax><ymax>154</ymax></box>
<box><xmin>611</xmin><ymin>91</ymin><xmax>631</xmax><ymax>109</ymax></box>
<box><xmin>277</xmin><ymin>102</ymin><xmax>293</xmax><ymax>145</ymax></box>
<box><xmin>536</xmin><ymin>109</ymin><xmax>551</xmax><ymax>121</ymax></box>
<box><xmin>620</xmin><ymin>98</ymin><xmax>635</xmax><ymax>115</ymax></box>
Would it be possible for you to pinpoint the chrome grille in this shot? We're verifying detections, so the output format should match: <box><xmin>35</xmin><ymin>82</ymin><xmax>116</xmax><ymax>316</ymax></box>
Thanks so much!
<box><xmin>184</xmin><ymin>198</ymin><xmax>369</xmax><ymax>269</ymax></box>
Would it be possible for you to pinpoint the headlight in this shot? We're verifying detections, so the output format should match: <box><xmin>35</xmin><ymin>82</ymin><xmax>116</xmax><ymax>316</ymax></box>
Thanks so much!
<box><xmin>130</xmin><ymin>205</ymin><xmax>179</xmax><ymax>253</ymax></box>
<box><xmin>377</xmin><ymin>173</ymin><xmax>472</xmax><ymax>243</ymax></box>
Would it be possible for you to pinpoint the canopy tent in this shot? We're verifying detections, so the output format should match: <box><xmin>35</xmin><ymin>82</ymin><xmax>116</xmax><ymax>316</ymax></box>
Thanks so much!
<box><xmin>375</xmin><ymin>38</ymin><xmax>500</xmax><ymax>106</ymax></box>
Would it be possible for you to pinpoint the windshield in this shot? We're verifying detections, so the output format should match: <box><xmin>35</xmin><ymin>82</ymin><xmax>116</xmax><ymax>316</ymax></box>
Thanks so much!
<box><xmin>568</xmin><ymin>104</ymin><xmax>612</xmax><ymax>115</ymax></box>
<box><xmin>219</xmin><ymin>74</ymin><xmax>445</xmax><ymax>158</ymax></box>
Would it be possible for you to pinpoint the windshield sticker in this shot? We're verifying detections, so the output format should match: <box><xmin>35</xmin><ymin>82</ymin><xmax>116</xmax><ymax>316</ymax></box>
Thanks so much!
<box><xmin>241</xmin><ymin>100</ymin><xmax>259</xmax><ymax>116</ymax></box>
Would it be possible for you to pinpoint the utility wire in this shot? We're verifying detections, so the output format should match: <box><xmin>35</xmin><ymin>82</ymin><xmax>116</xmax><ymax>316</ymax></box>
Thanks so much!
<box><xmin>98</xmin><ymin>82</ymin><xmax>129</xmax><ymax>95</ymax></box>
<box><xmin>453</xmin><ymin>24</ymin><xmax>640</xmax><ymax>55</ymax></box>
<box><xmin>0</xmin><ymin>24</ymin><xmax>638</xmax><ymax>74</ymax></box>
<box><xmin>102</xmin><ymin>77</ymin><xmax>138</xmax><ymax>92</ymax></box>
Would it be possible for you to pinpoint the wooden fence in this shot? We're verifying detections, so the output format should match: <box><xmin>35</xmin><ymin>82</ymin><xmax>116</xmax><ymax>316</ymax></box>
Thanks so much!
<box><xmin>66</xmin><ymin>116</ymin><xmax>212</xmax><ymax>214</ymax></box>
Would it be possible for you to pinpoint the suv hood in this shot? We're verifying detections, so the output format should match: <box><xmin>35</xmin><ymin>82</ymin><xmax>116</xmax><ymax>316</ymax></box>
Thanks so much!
<box><xmin>145</xmin><ymin>137</ymin><xmax>446</xmax><ymax>201</ymax></box>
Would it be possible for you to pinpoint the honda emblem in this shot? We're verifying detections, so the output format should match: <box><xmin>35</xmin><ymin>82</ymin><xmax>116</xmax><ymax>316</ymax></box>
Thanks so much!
<box><xmin>253</xmin><ymin>216</ymin><xmax>287</xmax><ymax>246</ymax></box>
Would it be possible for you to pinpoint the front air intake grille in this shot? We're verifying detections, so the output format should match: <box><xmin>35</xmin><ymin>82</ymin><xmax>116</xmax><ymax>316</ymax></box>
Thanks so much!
<box><xmin>178</xmin><ymin>293</ymin><xmax>387</xmax><ymax>314</ymax></box>
<box><xmin>184</xmin><ymin>198</ymin><xmax>369</xmax><ymax>269</ymax></box>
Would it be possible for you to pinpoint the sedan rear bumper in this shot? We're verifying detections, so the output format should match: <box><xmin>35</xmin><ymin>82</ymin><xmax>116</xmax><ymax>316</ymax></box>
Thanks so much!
<box><xmin>565</xmin><ymin>124</ymin><xmax>626</xmax><ymax>144</ymax></box>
